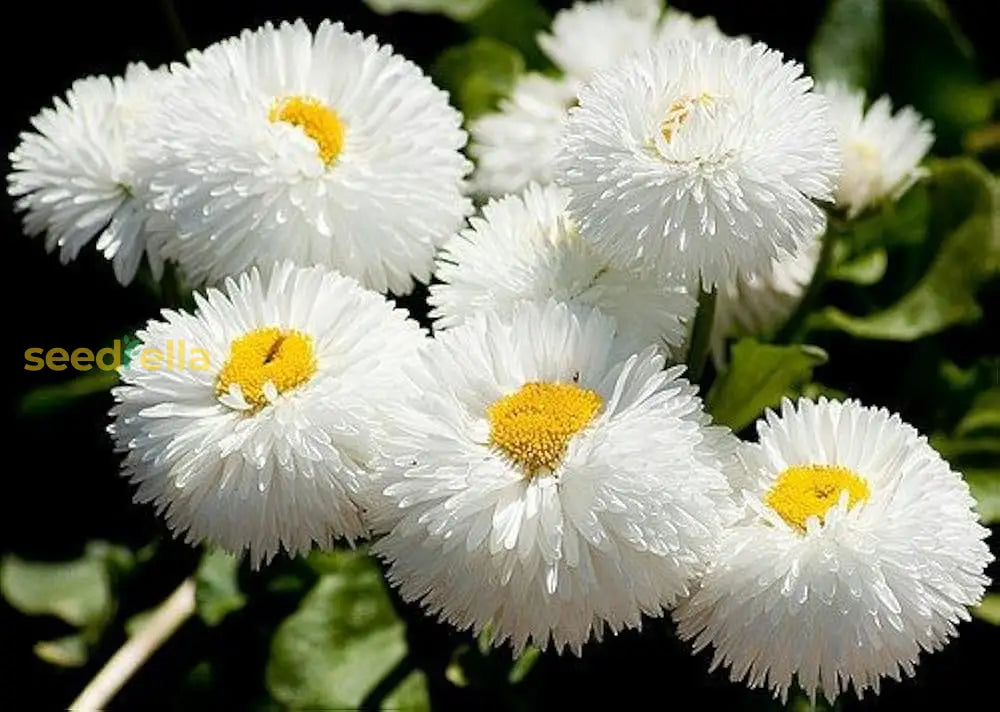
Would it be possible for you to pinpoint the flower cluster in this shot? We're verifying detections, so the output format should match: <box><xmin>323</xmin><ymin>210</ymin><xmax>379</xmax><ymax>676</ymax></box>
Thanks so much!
<box><xmin>9</xmin><ymin>3</ymin><xmax>990</xmax><ymax>705</ymax></box>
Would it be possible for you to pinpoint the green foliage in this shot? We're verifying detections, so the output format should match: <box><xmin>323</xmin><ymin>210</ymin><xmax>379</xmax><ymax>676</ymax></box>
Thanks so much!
<box><xmin>467</xmin><ymin>0</ymin><xmax>550</xmax><ymax>68</ymax></box>
<box><xmin>928</xmin><ymin>374</ymin><xmax>1000</xmax><ymax>523</ymax></box>
<box><xmin>432</xmin><ymin>37</ymin><xmax>524</xmax><ymax>119</ymax></box>
<box><xmin>882</xmin><ymin>0</ymin><xmax>994</xmax><ymax>150</ymax></box>
<box><xmin>708</xmin><ymin>339</ymin><xmax>829</xmax><ymax>432</ymax></box>
<box><xmin>0</xmin><ymin>543</ymin><xmax>134</xmax><ymax>668</ymax></box>
<box><xmin>1</xmin><ymin>552</ymin><xmax>113</xmax><ymax>628</ymax></box>
<box><xmin>19</xmin><ymin>368</ymin><xmax>118</xmax><ymax>415</ymax></box>
<box><xmin>195</xmin><ymin>550</ymin><xmax>247</xmax><ymax>627</ymax></box>
<box><xmin>364</xmin><ymin>0</ymin><xmax>496</xmax><ymax>22</ymax></box>
<box><xmin>973</xmin><ymin>594</ymin><xmax>1000</xmax><ymax>625</ymax></box>
<box><xmin>814</xmin><ymin>159</ymin><xmax>999</xmax><ymax>340</ymax></box>
<box><xmin>266</xmin><ymin>550</ymin><xmax>429</xmax><ymax>710</ymax></box>
<box><xmin>956</xmin><ymin>388</ymin><xmax>1000</xmax><ymax>436</ymax></box>
<box><xmin>809</xmin><ymin>0</ymin><xmax>883</xmax><ymax>90</ymax></box>
<box><xmin>34</xmin><ymin>634</ymin><xmax>90</xmax><ymax>667</ymax></box>
<box><xmin>829</xmin><ymin>246</ymin><xmax>887</xmax><ymax>285</ymax></box>
<box><xmin>965</xmin><ymin>470</ymin><xmax>1000</xmax><ymax>524</ymax></box>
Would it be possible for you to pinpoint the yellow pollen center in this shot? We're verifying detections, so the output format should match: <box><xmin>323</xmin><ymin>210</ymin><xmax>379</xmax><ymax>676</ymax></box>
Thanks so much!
<box><xmin>269</xmin><ymin>95</ymin><xmax>346</xmax><ymax>165</ymax></box>
<box><xmin>487</xmin><ymin>381</ymin><xmax>603</xmax><ymax>477</ymax></box>
<box><xmin>660</xmin><ymin>92</ymin><xmax>714</xmax><ymax>143</ymax></box>
<box><xmin>216</xmin><ymin>327</ymin><xmax>317</xmax><ymax>410</ymax></box>
<box><xmin>766</xmin><ymin>464</ymin><xmax>870</xmax><ymax>532</ymax></box>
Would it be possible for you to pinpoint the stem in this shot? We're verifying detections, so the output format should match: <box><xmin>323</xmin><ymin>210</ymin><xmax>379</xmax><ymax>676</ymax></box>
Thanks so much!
<box><xmin>70</xmin><ymin>578</ymin><xmax>196</xmax><ymax>711</ymax></box>
<box><xmin>685</xmin><ymin>284</ymin><xmax>717</xmax><ymax>385</ymax></box>
<box><xmin>775</xmin><ymin>224</ymin><xmax>839</xmax><ymax>343</ymax></box>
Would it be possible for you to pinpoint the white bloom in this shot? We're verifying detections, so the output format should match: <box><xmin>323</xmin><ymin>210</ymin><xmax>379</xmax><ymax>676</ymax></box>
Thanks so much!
<box><xmin>139</xmin><ymin>20</ymin><xmax>471</xmax><ymax>294</ymax></box>
<box><xmin>674</xmin><ymin>397</ymin><xmax>992</xmax><ymax>702</ymax></box>
<box><xmin>372</xmin><ymin>300</ymin><xmax>738</xmax><ymax>654</ymax></box>
<box><xmin>469</xmin><ymin>5</ymin><xmax>727</xmax><ymax>198</ymax></box>
<box><xmin>109</xmin><ymin>262</ymin><xmax>425</xmax><ymax>567</ymax></box>
<box><xmin>821</xmin><ymin>83</ymin><xmax>934</xmax><ymax>217</ymax></box>
<box><xmin>538</xmin><ymin>0</ymin><xmax>662</xmax><ymax>82</ymax></box>
<box><xmin>430</xmin><ymin>183</ymin><xmax>695</xmax><ymax>357</ymax></box>
<box><xmin>711</xmin><ymin>239</ymin><xmax>821</xmax><ymax>361</ymax></box>
<box><xmin>657</xmin><ymin>9</ymin><xmax>727</xmax><ymax>44</ymax></box>
<box><xmin>557</xmin><ymin>38</ymin><xmax>841</xmax><ymax>287</ymax></box>
<box><xmin>469</xmin><ymin>75</ymin><xmax>578</xmax><ymax>197</ymax></box>
<box><xmin>8</xmin><ymin>63</ymin><xmax>173</xmax><ymax>285</ymax></box>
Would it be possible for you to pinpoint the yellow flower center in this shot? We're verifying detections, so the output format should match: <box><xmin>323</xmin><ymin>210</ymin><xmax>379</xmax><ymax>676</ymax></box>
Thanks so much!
<box><xmin>487</xmin><ymin>381</ymin><xmax>603</xmax><ymax>477</ymax></box>
<box><xmin>765</xmin><ymin>464</ymin><xmax>870</xmax><ymax>532</ymax></box>
<box><xmin>216</xmin><ymin>327</ymin><xmax>317</xmax><ymax>410</ymax></box>
<box><xmin>269</xmin><ymin>95</ymin><xmax>346</xmax><ymax>165</ymax></box>
<box><xmin>660</xmin><ymin>92</ymin><xmax>714</xmax><ymax>143</ymax></box>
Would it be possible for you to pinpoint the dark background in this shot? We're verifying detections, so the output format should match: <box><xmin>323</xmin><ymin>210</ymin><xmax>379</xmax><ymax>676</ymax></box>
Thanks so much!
<box><xmin>2</xmin><ymin>1</ymin><xmax>997</xmax><ymax>709</ymax></box>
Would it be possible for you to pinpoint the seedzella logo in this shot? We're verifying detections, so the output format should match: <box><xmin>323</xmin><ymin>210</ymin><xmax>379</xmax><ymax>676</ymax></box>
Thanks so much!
<box><xmin>24</xmin><ymin>336</ymin><xmax>211</xmax><ymax>372</ymax></box>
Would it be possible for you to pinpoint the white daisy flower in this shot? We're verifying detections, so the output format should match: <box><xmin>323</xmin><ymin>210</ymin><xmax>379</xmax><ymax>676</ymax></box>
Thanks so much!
<box><xmin>538</xmin><ymin>0</ymin><xmax>662</xmax><ymax>82</ymax></box>
<box><xmin>430</xmin><ymin>183</ymin><xmax>695</xmax><ymax>357</ymax></box>
<box><xmin>821</xmin><ymin>83</ymin><xmax>934</xmax><ymax>217</ymax></box>
<box><xmin>8</xmin><ymin>63</ymin><xmax>173</xmax><ymax>285</ymax></box>
<box><xmin>469</xmin><ymin>74</ymin><xmax>578</xmax><ymax>197</ymax></box>
<box><xmin>371</xmin><ymin>300</ymin><xmax>738</xmax><ymax>654</ymax></box>
<box><xmin>711</xmin><ymin>239</ymin><xmax>821</xmax><ymax>361</ymax></box>
<box><xmin>557</xmin><ymin>38</ymin><xmax>841</xmax><ymax>288</ymax></box>
<box><xmin>657</xmin><ymin>9</ymin><xmax>727</xmax><ymax>44</ymax></box>
<box><xmin>109</xmin><ymin>262</ymin><xmax>425</xmax><ymax>567</ymax></box>
<box><xmin>469</xmin><ymin>5</ymin><xmax>726</xmax><ymax>198</ymax></box>
<box><xmin>139</xmin><ymin>19</ymin><xmax>471</xmax><ymax>295</ymax></box>
<box><xmin>674</xmin><ymin>397</ymin><xmax>992</xmax><ymax>702</ymax></box>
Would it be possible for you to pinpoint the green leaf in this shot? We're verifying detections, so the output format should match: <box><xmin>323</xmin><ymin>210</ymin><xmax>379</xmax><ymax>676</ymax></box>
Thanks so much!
<box><xmin>384</xmin><ymin>671</ymin><xmax>431</xmax><ymax>710</ymax></box>
<box><xmin>125</xmin><ymin>609</ymin><xmax>155</xmax><ymax>637</ymax></box>
<box><xmin>931</xmin><ymin>435</ymin><xmax>1000</xmax><ymax>460</ymax></box>
<box><xmin>972</xmin><ymin>594</ymin><xmax>1000</xmax><ymax>625</ymax></box>
<box><xmin>956</xmin><ymin>389</ymin><xmax>1000</xmax><ymax>436</ymax></box>
<box><xmin>194</xmin><ymin>549</ymin><xmax>246</xmax><ymax>627</ymax></box>
<box><xmin>829</xmin><ymin>247</ymin><xmax>888</xmax><ymax>285</ymax></box>
<box><xmin>808</xmin><ymin>0</ymin><xmax>883</xmax><ymax>90</ymax></box>
<box><xmin>468</xmin><ymin>0</ymin><xmax>551</xmax><ymax>68</ymax></box>
<box><xmin>432</xmin><ymin>38</ymin><xmax>524</xmax><ymax>120</ymax></box>
<box><xmin>800</xmin><ymin>382</ymin><xmax>848</xmax><ymax>401</ymax></box>
<box><xmin>363</xmin><ymin>0</ymin><xmax>495</xmax><ymax>21</ymax></box>
<box><xmin>965</xmin><ymin>469</ymin><xmax>1000</xmax><ymax>524</ymax></box>
<box><xmin>19</xmin><ymin>368</ymin><xmax>119</xmax><ymax>416</ymax></box>
<box><xmin>882</xmin><ymin>0</ymin><xmax>994</xmax><ymax>150</ymax></box>
<box><xmin>708</xmin><ymin>340</ymin><xmax>829</xmax><ymax>432</ymax></box>
<box><xmin>1</xmin><ymin>553</ymin><xmax>112</xmax><ymax>629</ymax></box>
<box><xmin>813</xmin><ymin>159</ymin><xmax>999</xmax><ymax>340</ymax></box>
<box><xmin>266</xmin><ymin>550</ymin><xmax>429</xmax><ymax>711</ymax></box>
<box><xmin>837</xmin><ymin>184</ymin><xmax>931</xmax><ymax>256</ymax></box>
<box><xmin>34</xmin><ymin>634</ymin><xmax>89</xmax><ymax>668</ymax></box>
<box><xmin>508</xmin><ymin>646</ymin><xmax>540</xmax><ymax>684</ymax></box>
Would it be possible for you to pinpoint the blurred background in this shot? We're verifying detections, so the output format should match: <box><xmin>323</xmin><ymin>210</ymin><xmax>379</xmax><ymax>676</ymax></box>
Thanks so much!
<box><xmin>3</xmin><ymin>1</ymin><xmax>998</xmax><ymax>709</ymax></box>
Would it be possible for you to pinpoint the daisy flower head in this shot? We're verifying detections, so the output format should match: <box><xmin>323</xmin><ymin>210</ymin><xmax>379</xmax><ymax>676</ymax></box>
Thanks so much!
<box><xmin>657</xmin><ymin>9</ymin><xmax>727</xmax><ymax>45</ymax></box>
<box><xmin>674</xmin><ymin>397</ymin><xmax>992</xmax><ymax>702</ymax></box>
<box><xmin>557</xmin><ymin>37</ymin><xmax>841</xmax><ymax>288</ymax></box>
<box><xmin>109</xmin><ymin>262</ymin><xmax>426</xmax><ymax>567</ymax></box>
<box><xmin>8</xmin><ymin>63</ymin><xmax>174</xmax><ymax>285</ymax></box>
<box><xmin>429</xmin><ymin>183</ymin><xmax>695</xmax><ymax>357</ymax></box>
<box><xmin>139</xmin><ymin>19</ymin><xmax>471</xmax><ymax>294</ymax></box>
<box><xmin>538</xmin><ymin>0</ymin><xmax>662</xmax><ymax>82</ymax></box>
<box><xmin>469</xmin><ymin>74</ymin><xmax>579</xmax><ymax>197</ymax></box>
<box><xmin>372</xmin><ymin>299</ymin><xmax>739</xmax><ymax>654</ymax></box>
<box><xmin>711</xmin><ymin>238</ymin><xmax>821</xmax><ymax>362</ymax></box>
<box><xmin>821</xmin><ymin>82</ymin><xmax>934</xmax><ymax>217</ymax></box>
<box><xmin>469</xmin><ymin>4</ymin><xmax>727</xmax><ymax>198</ymax></box>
